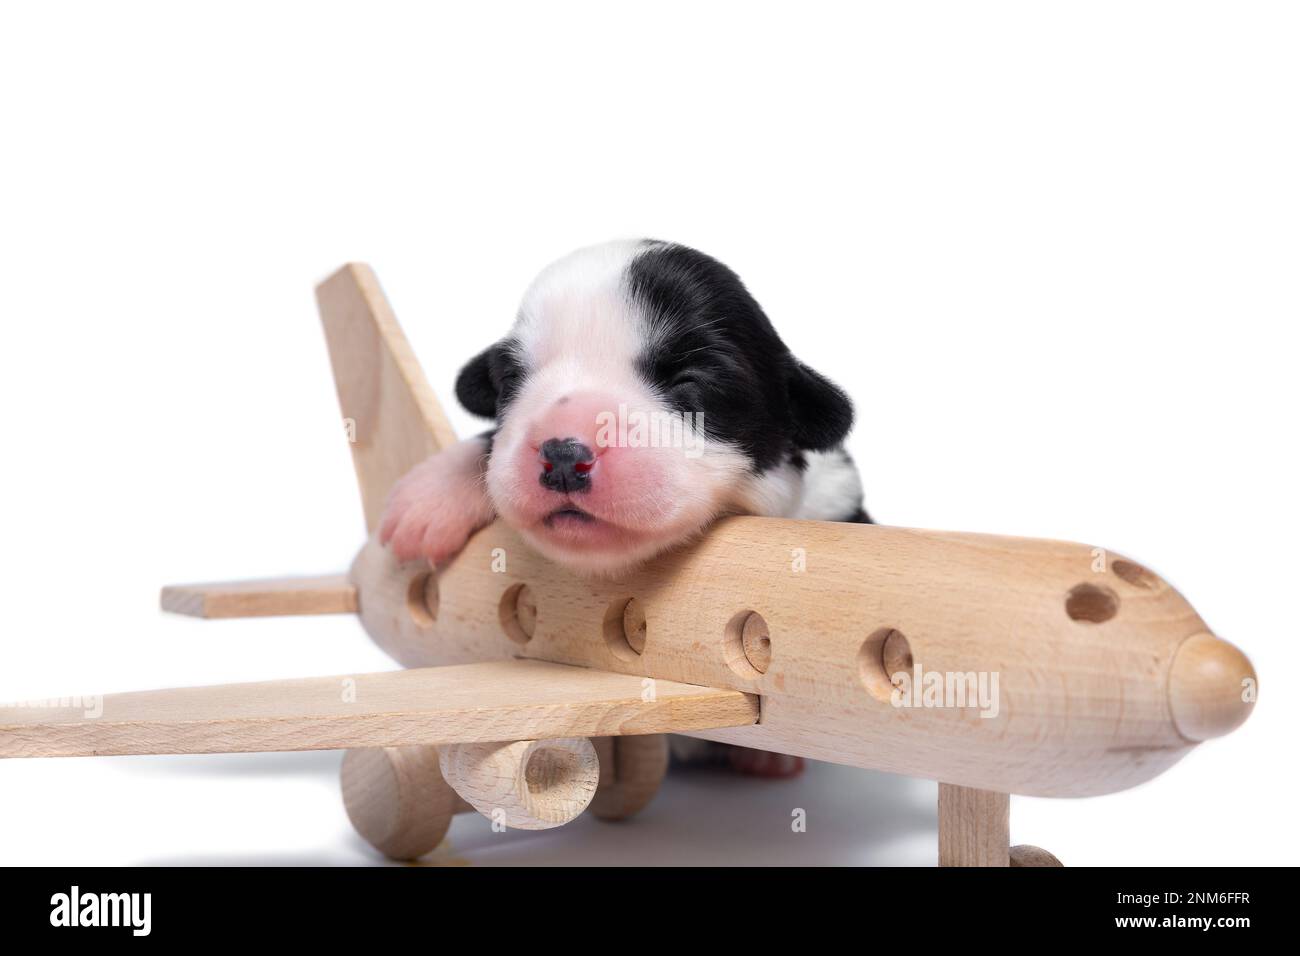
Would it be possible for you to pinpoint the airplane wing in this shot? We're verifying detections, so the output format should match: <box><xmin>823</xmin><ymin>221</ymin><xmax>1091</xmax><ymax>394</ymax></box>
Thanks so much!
<box><xmin>0</xmin><ymin>659</ymin><xmax>758</xmax><ymax>758</ymax></box>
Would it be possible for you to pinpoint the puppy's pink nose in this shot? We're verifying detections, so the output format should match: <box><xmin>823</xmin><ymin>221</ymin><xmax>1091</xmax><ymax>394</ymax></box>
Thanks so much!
<box><xmin>539</xmin><ymin>438</ymin><xmax>594</xmax><ymax>494</ymax></box>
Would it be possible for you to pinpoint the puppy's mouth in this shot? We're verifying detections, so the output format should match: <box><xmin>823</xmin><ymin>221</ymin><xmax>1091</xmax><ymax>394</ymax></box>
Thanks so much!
<box><xmin>543</xmin><ymin>505</ymin><xmax>599</xmax><ymax>528</ymax></box>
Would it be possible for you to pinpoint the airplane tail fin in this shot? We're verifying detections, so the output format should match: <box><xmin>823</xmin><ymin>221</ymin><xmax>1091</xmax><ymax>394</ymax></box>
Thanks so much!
<box><xmin>316</xmin><ymin>263</ymin><xmax>458</xmax><ymax>532</ymax></box>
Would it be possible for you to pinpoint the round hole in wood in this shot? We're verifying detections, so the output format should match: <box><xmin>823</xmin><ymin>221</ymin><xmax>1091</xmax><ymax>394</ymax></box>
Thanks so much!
<box><xmin>724</xmin><ymin>610</ymin><xmax>771</xmax><ymax>678</ymax></box>
<box><xmin>858</xmin><ymin>627</ymin><xmax>911</xmax><ymax>704</ymax></box>
<box><xmin>1111</xmin><ymin>559</ymin><xmax>1157</xmax><ymax>590</ymax></box>
<box><xmin>406</xmin><ymin>572</ymin><xmax>438</xmax><ymax>628</ymax></box>
<box><xmin>602</xmin><ymin>597</ymin><xmax>646</xmax><ymax>662</ymax></box>
<box><xmin>882</xmin><ymin>629</ymin><xmax>913</xmax><ymax>678</ymax></box>
<box><xmin>525</xmin><ymin>745</ymin><xmax>583</xmax><ymax>796</ymax></box>
<box><xmin>1065</xmin><ymin>583</ymin><xmax>1119</xmax><ymax>623</ymax></box>
<box><xmin>498</xmin><ymin>583</ymin><xmax>536</xmax><ymax>644</ymax></box>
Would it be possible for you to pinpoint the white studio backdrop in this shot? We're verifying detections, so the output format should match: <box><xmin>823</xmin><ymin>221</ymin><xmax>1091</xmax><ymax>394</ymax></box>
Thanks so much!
<box><xmin>0</xmin><ymin>1</ymin><xmax>1295</xmax><ymax>865</ymax></box>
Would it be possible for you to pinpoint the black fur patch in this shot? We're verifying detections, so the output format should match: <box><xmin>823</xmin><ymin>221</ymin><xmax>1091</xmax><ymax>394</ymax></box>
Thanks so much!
<box><xmin>627</xmin><ymin>241</ymin><xmax>854</xmax><ymax>471</ymax></box>
<box><xmin>455</xmin><ymin>340</ymin><xmax>525</xmax><ymax>419</ymax></box>
<box><xmin>788</xmin><ymin>362</ymin><xmax>854</xmax><ymax>452</ymax></box>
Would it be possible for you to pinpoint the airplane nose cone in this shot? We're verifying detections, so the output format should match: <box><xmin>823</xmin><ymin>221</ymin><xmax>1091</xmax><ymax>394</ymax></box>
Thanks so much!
<box><xmin>1168</xmin><ymin>632</ymin><xmax>1256</xmax><ymax>741</ymax></box>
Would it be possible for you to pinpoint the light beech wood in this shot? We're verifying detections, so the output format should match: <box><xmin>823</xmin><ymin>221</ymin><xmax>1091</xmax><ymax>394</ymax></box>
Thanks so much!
<box><xmin>347</xmin><ymin>517</ymin><xmax>1257</xmax><ymax>798</ymax></box>
<box><xmin>0</xmin><ymin>659</ymin><xmax>758</xmax><ymax>758</ymax></box>
<box><xmin>316</xmin><ymin>262</ymin><xmax>457</xmax><ymax>532</ymax></box>
<box><xmin>160</xmin><ymin>574</ymin><xmax>357</xmax><ymax>618</ymax></box>
<box><xmin>327</xmin><ymin>262</ymin><xmax>1256</xmax><ymax>800</ymax></box>
<box><xmin>6</xmin><ymin>262</ymin><xmax>1253</xmax><ymax>864</ymax></box>
<box><xmin>440</xmin><ymin>738</ymin><xmax>599</xmax><ymax>830</ymax></box>
<box><xmin>316</xmin><ymin>262</ymin><xmax>476</xmax><ymax>858</ymax></box>
<box><xmin>739</xmin><ymin>612</ymin><xmax>772</xmax><ymax>674</ymax></box>
<box><xmin>1168</xmin><ymin>631</ymin><xmax>1257</xmax><ymax>741</ymax></box>
<box><xmin>341</xmin><ymin>745</ymin><xmax>459</xmax><ymax>860</ymax></box>
<box><xmin>938</xmin><ymin>784</ymin><xmax>1010</xmax><ymax>867</ymax></box>
<box><xmin>589</xmin><ymin>734</ymin><xmax>670</xmax><ymax>821</ymax></box>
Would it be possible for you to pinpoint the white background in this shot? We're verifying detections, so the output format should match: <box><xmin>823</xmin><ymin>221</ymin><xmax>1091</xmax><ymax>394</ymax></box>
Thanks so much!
<box><xmin>0</xmin><ymin>1</ymin><xmax>1295</xmax><ymax>866</ymax></box>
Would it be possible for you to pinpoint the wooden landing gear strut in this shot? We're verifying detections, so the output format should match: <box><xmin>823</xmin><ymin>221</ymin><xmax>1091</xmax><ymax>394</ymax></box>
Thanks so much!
<box><xmin>341</xmin><ymin>735</ymin><xmax>670</xmax><ymax>860</ymax></box>
<box><xmin>938</xmin><ymin>783</ymin><xmax>1063</xmax><ymax>867</ymax></box>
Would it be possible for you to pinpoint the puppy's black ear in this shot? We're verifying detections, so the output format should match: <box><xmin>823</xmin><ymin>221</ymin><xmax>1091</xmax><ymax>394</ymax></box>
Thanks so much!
<box><xmin>787</xmin><ymin>361</ymin><xmax>854</xmax><ymax>451</ymax></box>
<box><xmin>455</xmin><ymin>345</ymin><xmax>500</xmax><ymax>419</ymax></box>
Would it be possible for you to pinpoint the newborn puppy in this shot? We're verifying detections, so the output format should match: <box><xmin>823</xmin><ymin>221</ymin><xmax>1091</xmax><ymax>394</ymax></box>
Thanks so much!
<box><xmin>380</xmin><ymin>239</ymin><xmax>870</xmax><ymax>775</ymax></box>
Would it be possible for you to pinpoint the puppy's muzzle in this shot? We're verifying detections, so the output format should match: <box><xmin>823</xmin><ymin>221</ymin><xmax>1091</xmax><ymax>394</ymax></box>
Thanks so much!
<box><xmin>539</xmin><ymin>438</ymin><xmax>594</xmax><ymax>494</ymax></box>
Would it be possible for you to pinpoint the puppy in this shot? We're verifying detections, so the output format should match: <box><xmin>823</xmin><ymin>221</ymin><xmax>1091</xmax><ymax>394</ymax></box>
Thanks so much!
<box><xmin>380</xmin><ymin>239</ymin><xmax>869</xmax><ymax>775</ymax></box>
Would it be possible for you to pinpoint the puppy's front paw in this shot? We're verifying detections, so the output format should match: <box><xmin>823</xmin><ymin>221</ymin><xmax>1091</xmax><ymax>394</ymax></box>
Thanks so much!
<box><xmin>378</xmin><ymin>451</ymin><xmax>493</xmax><ymax>566</ymax></box>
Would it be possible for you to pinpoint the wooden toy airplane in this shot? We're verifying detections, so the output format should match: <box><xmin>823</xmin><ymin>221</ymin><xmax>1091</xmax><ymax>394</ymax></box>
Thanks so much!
<box><xmin>0</xmin><ymin>264</ymin><xmax>1257</xmax><ymax>866</ymax></box>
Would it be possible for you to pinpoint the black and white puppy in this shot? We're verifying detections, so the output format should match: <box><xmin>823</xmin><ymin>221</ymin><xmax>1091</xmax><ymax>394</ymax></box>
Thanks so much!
<box><xmin>380</xmin><ymin>239</ymin><xmax>869</xmax><ymax>584</ymax></box>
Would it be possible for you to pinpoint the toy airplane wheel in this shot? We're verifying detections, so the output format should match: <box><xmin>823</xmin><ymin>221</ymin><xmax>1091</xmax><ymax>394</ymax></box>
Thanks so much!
<box><xmin>1010</xmin><ymin>845</ymin><xmax>1065</xmax><ymax>867</ymax></box>
<box><xmin>589</xmin><ymin>735</ymin><xmax>670</xmax><ymax>821</ymax></box>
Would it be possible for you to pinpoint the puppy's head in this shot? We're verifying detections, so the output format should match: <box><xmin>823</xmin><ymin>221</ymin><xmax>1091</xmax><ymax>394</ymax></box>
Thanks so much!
<box><xmin>459</xmin><ymin>240</ymin><xmax>852</xmax><ymax>575</ymax></box>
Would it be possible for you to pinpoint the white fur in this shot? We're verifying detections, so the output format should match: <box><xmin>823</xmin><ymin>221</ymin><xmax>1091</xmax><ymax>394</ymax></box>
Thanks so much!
<box><xmin>487</xmin><ymin>241</ymin><xmax>761</xmax><ymax>573</ymax></box>
<box><xmin>514</xmin><ymin>240</ymin><xmax>648</xmax><ymax>371</ymax></box>
<box><xmin>791</xmin><ymin>450</ymin><xmax>864</xmax><ymax>520</ymax></box>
